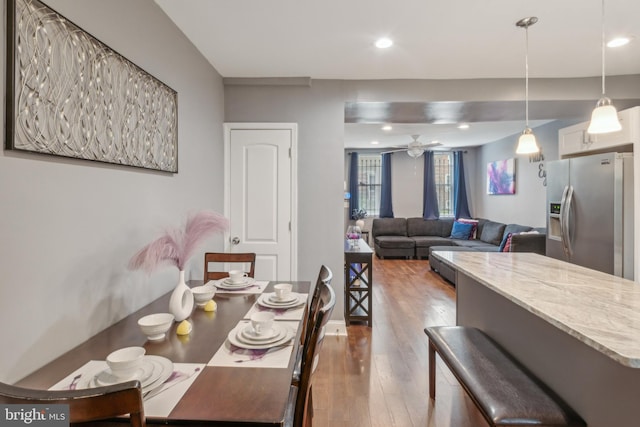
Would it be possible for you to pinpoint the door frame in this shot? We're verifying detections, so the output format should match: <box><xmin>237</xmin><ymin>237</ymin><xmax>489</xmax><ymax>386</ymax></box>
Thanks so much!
<box><xmin>223</xmin><ymin>123</ymin><xmax>298</xmax><ymax>280</ymax></box>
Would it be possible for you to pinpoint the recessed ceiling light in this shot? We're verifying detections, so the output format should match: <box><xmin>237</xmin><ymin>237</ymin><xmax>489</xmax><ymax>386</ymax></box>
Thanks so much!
<box><xmin>375</xmin><ymin>38</ymin><xmax>393</xmax><ymax>49</ymax></box>
<box><xmin>371</xmin><ymin>141</ymin><xmax>379</xmax><ymax>145</ymax></box>
<box><xmin>607</xmin><ymin>36</ymin><xmax>631</xmax><ymax>48</ymax></box>
<box><xmin>382</xmin><ymin>125</ymin><xmax>392</xmax><ymax>131</ymax></box>
<box><xmin>458</xmin><ymin>124</ymin><xmax>470</xmax><ymax>130</ymax></box>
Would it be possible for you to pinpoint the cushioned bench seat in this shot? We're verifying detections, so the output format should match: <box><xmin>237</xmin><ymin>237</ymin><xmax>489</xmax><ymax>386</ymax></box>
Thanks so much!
<box><xmin>424</xmin><ymin>326</ymin><xmax>585</xmax><ymax>427</ymax></box>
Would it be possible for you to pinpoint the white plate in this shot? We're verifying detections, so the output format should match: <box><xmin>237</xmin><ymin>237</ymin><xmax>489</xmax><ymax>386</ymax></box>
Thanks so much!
<box><xmin>214</xmin><ymin>278</ymin><xmax>255</xmax><ymax>290</ymax></box>
<box><xmin>224</xmin><ymin>277</ymin><xmax>252</xmax><ymax>286</ymax></box>
<box><xmin>258</xmin><ymin>293</ymin><xmax>304</xmax><ymax>309</ymax></box>
<box><xmin>79</xmin><ymin>355</ymin><xmax>173</xmax><ymax>393</ymax></box>
<box><xmin>239</xmin><ymin>324</ymin><xmax>286</xmax><ymax>343</ymax></box>
<box><xmin>228</xmin><ymin>325</ymin><xmax>294</xmax><ymax>350</ymax></box>
<box><xmin>268</xmin><ymin>293</ymin><xmax>297</xmax><ymax>304</ymax></box>
<box><xmin>139</xmin><ymin>356</ymin><xmax>174</xmax><ymax>394</ymax></box>
<box><xmin>95</xmin><ymin>362</ymin><xmax>154</xmax><ymax>387</ymax></box>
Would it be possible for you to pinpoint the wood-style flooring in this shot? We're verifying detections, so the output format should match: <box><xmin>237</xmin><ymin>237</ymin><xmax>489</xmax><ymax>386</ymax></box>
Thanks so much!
<box><xmin>311</xmin><ymin>257</ymin><xmax>488</xmax><ymax>427</ymax></box>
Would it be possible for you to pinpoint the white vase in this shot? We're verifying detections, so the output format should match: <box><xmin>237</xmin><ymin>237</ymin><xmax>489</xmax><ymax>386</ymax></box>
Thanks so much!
<box><xmin>356</xmin><ymin>219</ymin><xmax>365</xmax><ymax>229</ymax></box>
<box><xmin>169</xmin><ymin>270</ymin><xmax>194</xmax><ymax>322</ymax></box>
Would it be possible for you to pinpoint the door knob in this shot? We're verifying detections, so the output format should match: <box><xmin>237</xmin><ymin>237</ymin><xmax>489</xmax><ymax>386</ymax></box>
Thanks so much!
<box><xmin>231</xmin><ymin>237</ymin><xmax>240</xmax><ymax>245</ymax></box>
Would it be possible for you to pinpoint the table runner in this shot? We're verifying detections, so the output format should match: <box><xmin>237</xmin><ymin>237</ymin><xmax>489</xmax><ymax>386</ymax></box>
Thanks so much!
<box><xmin>208</xmin><ymin>320</ymin><xmax>298</xmax><ymax>368</ymax></box>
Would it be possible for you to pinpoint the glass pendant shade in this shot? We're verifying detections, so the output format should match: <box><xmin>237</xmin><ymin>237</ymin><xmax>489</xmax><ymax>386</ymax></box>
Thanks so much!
<box><xmin>515</xmin><ymin>17</ymin><xmax>539</xmax><ymax>155</ymax></box>
<box><xmin>587</xmin><ymin>97</ymin><xmax>622</xmax><ymax>134</ymax></box>
<box><xmin>588</xmin><ymin>0</ymin><xmax>622</xmax><ymax>135</ymax></box>
<box><xmin>516</xmin><ymin>128</ymin><xmax>539</xmax><ymax>154</ymax></box>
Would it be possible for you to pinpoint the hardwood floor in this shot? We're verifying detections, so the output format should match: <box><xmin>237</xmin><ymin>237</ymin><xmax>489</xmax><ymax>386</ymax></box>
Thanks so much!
<box><xmin>311</xmin><ymin>257</ymin><xmax>488</xmax><ymax>427</ymax></box>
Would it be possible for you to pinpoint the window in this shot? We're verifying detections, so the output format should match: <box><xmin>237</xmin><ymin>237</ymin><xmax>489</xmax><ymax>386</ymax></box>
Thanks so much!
<box><xmin>357</xmin><ymin>154</ymin><xmax>381</xmax><ymax>217</ymax></box>
<box><xmin>434</xmin><ymin>152</ymin><xmax>454</xmax><ymax>217</ymax></box>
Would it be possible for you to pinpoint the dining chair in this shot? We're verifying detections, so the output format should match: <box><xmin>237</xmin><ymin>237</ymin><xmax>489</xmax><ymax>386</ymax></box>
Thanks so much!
<box><xmin>292</xmin><ymin>264</ymin><xmax>333</xmax><ymax>385</ymax></box>
<box><xmin>0</xmin><ymin>380</ymin><xmax>145</xmax><ymax>427</ymax></box>
<box><xmin>286</xmin><ymin>281</ymin><xmax>336</xmax><ymax>427</ymax></box>
<box><xmin>203</xmin><ymin>252</ymin><xmax>256</xmax><ymax>281</ymax></box>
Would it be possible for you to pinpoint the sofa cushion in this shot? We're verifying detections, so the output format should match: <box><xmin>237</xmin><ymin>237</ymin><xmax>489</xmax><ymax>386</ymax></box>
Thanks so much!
<box><xmin>503</xmin><ymin>224</ymin><xmax>533</xmax><ymax>238</ymax></box>
<box><xmin>374</xmin><ymin>236</ymin><xmax>415</xmax><ymax>249</ymax></box>
<box><xmin>407</xmin><ymin>218</ymin><xmax>454</xmax><ymax>237</ymax></box>
<box><xmin>479</xmin><ymin>221</ymin><xmax>506</xmax><ymax>246</ymax></box>
<box><xmin>453</xmin><ymin>239</ymin><xmax>496</xmax><ymax>248</ymax></box>
<box><xmin>372</xmin><ymin>218</ymin><xmax>407</xmax><ymax>237</ymax></box>
<box><xmin>412</xmin><ymin>236</ymin><xmax>454</xmax><ymax>248</ymax></box>
<box><xmin>450</xmin><ymin>221</ymin><xmax>474</xmax><ymax>240</ymax></box>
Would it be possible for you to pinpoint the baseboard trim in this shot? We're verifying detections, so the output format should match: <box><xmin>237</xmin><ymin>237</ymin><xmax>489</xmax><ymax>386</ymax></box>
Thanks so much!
<box><xmin>325</xmin><ymin>320</ymin><xmax>348</xmax><ymax>336</ymax></box>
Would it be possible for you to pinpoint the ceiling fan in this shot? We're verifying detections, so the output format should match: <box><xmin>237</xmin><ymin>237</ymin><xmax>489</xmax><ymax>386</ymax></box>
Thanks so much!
<box><xmin>382</xmin><ymin>135</ymin><xmax>441</xmax><ymax>158</ymax></box>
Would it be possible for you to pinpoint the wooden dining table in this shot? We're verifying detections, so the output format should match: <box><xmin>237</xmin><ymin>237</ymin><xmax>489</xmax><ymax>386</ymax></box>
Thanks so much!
<box><xmin>16</xmin><ymin>280</ymin><xmax>310</xmax><ymax>426</ymax></box>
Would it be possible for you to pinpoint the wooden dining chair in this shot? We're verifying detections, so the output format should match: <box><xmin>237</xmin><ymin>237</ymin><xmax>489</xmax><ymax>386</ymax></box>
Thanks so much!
<box><xmin>203</xmin><ymin>252</ymin><xmax>256</xmax><ymax>281</ymax></box>
<box><xmin>286</xmin><ymin>281</ymin><xmax>336</xmax><ymax>427</ymax></box>
<box><xmin>0</xmin><ymin>380</ymin><xmax>145</xmax><ymax>427</ymax></box>
<box><xmin>292</xmin><ymin>264</ymin><xmax>333</xmax><ymax>385</ymax></box>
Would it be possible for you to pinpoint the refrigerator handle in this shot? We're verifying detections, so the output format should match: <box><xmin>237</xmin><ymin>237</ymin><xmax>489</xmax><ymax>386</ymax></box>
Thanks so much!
<box><xmin>559</xmin><ymin>185</ymin><xmax>570</xmax><ymax>257</ymax></box>
<box><xmin>564</xmin><ymin>185</ymin><xmax>575</xmax><ymax>258</ymax></box>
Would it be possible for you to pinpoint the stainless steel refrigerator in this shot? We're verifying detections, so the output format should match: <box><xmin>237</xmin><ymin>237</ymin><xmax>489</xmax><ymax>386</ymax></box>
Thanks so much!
<box><xmin>546</xmin><ymin>152</ymin><xmax>634</xmax><ymax>279</ymax></box>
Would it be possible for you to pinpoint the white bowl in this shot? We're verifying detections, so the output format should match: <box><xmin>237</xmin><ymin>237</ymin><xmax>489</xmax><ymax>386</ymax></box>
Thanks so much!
<box><xmin>191</xmin><ymin>284</ymin><xmax>216</xmax><ymax>306</ymax></box>
<box><xmin>106</xmin><ymin>346</ymin><xmax>146</xmax><ymax>379</ymax></box>
<box><xmin>138</xmin><ymin>313</ymin><xmax>175</xmax><ymax>341</ymax></box>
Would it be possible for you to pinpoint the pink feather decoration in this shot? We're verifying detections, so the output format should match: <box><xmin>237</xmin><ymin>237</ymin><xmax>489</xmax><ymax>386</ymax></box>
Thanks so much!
<box><xmin>129</xmin><ymin>211</ymin><xmax>229</xmax><ymax>273</ymax></box>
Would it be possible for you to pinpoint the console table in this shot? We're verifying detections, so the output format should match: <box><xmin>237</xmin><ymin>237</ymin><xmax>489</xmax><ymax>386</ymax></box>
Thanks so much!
<box><xmin>344</xmin><ymin>239</ymin><xmax>373</xmax><ymax>326</ymax></box>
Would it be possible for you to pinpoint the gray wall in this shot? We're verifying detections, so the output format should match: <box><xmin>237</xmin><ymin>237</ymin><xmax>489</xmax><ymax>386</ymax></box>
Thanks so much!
<box><xmin>4</xmin><ymin>0</ymin><xmax>640</xmax><ymax>383</ymax></box>
<box><xmin>0</xmin><ymin>0</ymin><xmax>226</xmax><ymax>383</ymax></box>
<box><xmin>226</xmin><ymin>77</ymin><xmax>640</xmax><ymax>326</ymax></box>
<box><xmin>225</xmin><ymin>81</ymin><xmax>347</xmax><ymax>320</ymax></box>
<box><xmin>474</xmin><ymin>120</ymin><xmax>580</xmax><ymax>226</ymax></box>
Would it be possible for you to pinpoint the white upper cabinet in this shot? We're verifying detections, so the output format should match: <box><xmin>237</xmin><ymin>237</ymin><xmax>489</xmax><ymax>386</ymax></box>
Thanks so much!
<box><xmin>559</xmin><ymin>106</ymin><xmax>640</xmax><ymax>157</ymax></box>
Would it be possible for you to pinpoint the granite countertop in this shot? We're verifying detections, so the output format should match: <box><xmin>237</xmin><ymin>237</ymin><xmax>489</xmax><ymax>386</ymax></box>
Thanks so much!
<box><xmin>432</xmin><ymin>251</ymin><xmax>640</xmax><ymax>368</ymax></box>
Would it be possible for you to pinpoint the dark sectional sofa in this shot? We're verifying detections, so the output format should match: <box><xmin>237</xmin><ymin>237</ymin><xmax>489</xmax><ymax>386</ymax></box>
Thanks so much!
<box><xmin>372</xmin><ymin>217</ymin><xmax>545</xmax><ymax>284</ymax></box>
<box><xmin>372</xmin><ymin>217</ymin><xmax>546</xmax><ymax>258</ymax></box>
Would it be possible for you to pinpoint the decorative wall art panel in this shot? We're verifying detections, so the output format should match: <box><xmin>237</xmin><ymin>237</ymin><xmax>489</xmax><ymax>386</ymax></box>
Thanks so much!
<box><xmin>487</xmin><ymin>158</ymin><xmax>516</xmax><ymax>195</ymax></box>
<box><xmin>5</xmin><ymin>0</ymin><xmax>178</xmax><ymax>172</ymax></box>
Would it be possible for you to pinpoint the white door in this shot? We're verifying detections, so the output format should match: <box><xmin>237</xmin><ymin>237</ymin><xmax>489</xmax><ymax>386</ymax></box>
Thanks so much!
<box><xmin>224</xmin><ymin>123</ymin><xmax>297</xmax><ymax>281</ymax></box>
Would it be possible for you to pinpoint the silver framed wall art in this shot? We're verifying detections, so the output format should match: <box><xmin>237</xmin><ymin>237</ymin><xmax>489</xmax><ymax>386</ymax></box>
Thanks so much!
<box><xmin>5</xmin><ymin>0</ymin><xmax>178</xmax><ymax>172</ymax></box>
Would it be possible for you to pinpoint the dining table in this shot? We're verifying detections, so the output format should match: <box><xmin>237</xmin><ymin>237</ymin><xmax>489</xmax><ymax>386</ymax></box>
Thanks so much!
<box><xmin>16</xmin><ymin>279</ymin><xmax>310</xmax><ymax>427</ymax></box>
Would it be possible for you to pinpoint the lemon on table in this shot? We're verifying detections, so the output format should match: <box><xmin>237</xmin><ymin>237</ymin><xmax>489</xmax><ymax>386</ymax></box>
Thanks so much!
<box><xmin>176</xmin><ymin>319</ymin><xmax>192</xmax><ymax>336</ymax></box>
<box><xmin>204</xmin><ymin>300</ymin><xmax>217</xmax><ymax>312</ymax></box>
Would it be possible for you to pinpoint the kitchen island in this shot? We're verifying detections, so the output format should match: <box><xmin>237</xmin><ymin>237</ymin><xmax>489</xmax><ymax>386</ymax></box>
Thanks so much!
<box><xmin>431</xmin><ymin>251</ymin><xmax>640</xmax><ymax>427</ymax></box>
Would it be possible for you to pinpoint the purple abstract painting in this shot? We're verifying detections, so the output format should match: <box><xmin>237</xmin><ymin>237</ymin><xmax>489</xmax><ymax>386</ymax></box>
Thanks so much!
<box><xmin>487</xmin><ymin>158</ymin><xmax>516</xmax><ymax>195</ymax></box>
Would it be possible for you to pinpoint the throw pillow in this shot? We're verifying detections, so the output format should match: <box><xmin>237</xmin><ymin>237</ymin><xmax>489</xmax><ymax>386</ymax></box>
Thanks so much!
<box><xmin>450</xmin><ymin>221</ymin><xmax>474</xmax><ymax>240</ymax></box>
<box><xmin>457</xmin><ymin>218</ymin><xmax>479</xmax><ymax>239</ymax></box>
<box><xmin>500</xmin><ymin>233</ymin><xmax>514</xmax><ymax>252</ymax></box>
<box><xmin>499</xmin><ymin>233</ymin><xmax>512</xmax><ymax>252</ymax></box>
<box><xmin>500</xmin><ymin>230</ymin><xmax>540</xmax><ymax>252</ymax></box>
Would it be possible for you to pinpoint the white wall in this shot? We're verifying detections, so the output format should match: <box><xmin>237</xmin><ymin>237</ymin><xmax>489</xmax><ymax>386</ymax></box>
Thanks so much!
<box><xmin>0</xmin><ymin>0</ymin><xmax>225</xmax><ymax>383</ymax></box>
<box><xmin>390</xmin><ymin>149</ymin><xmax>479</xmax><ymax>219</ymax></box>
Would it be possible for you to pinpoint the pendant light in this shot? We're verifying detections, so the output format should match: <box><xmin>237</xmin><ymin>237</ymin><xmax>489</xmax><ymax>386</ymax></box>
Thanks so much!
<box><xmin>515</xmin><ymin>17</ymin><xmax>539</xmax><ymax>155</ymax></box>
<box><xmin>587</xmin><ymin>0</ymin><xmax>622</xmax><ymax>134</ymax></box>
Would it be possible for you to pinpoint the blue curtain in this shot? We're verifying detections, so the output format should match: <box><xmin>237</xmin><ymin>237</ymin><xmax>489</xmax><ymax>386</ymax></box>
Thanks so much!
<box><xmin>453</xmin><ymin>151</ymin><xmax>472</xmax><ymax>219</ymax></box>
<box><xmin>379</xmin><ymin>153</ymin><xmax>394</xmax><ymax>218</ymax></box>
<box><xmin>348</xmin><ymin>152</ymin><xmax>359</xmax><ymax>219</ymax></box>
<box><xmin>422</xmin><ymin>151</ymin><xmax>440</xmax><ymax>219</ymax></box>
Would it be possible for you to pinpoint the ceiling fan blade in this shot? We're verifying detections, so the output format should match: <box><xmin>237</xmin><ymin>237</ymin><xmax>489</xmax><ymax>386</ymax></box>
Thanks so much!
<box><xmin>381</xmin><ymin>148</ymin><xmax>408</xmax><ymax>154</ymax></box>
